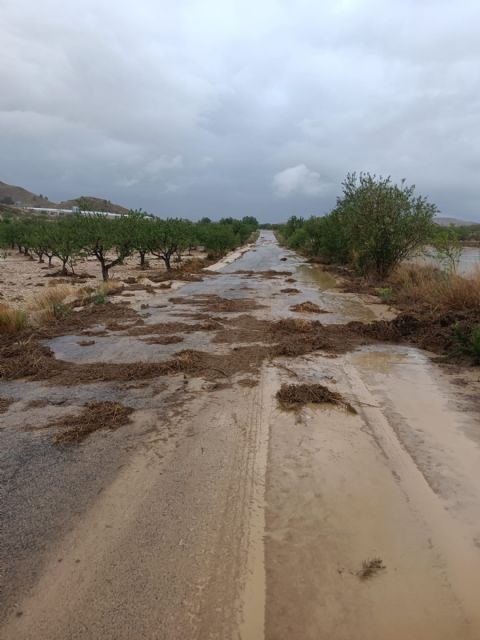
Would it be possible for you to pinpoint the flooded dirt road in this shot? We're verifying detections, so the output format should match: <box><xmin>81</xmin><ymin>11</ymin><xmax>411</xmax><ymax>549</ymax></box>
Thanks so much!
<box><xmin>1</xmin><ymin>231</ymin><xmax>480</xmax><ymax>639</ymax></box>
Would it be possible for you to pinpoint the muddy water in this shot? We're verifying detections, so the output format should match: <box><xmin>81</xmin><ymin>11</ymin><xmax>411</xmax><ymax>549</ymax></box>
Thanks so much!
<box><xmin>349</xmin><ymin>346</ymin><xmax>480</xmax><ymax>525</ymax></box>
<box><xmin>266</xmin><ymin>347</ymin><xmax>480</xmax><ymax>639</ymax></box>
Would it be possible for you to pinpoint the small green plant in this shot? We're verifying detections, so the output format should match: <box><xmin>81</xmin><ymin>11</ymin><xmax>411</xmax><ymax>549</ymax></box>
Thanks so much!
<box><xmin>471</xmin><ymin>327</ymin><xmax>480</xmax><ymax>363</ymax></box>
<box><xmin>375</xmin><ymin>287</ymin><xmax>393</xmax><ymax>303</ymax></box>
<box><xmin>52</xmin><ymin>301</ymin><xmax>70</xmax><ymax>320</ymax></box>
<box><xmin>91</xmin><ymin>291</ymin><xmax>107</xmax><ymax>305</ymax></box>
<box><xmin>452</xmin><ymin>323</ymin><xmax>480</xmax><ymax>363</ymax></box>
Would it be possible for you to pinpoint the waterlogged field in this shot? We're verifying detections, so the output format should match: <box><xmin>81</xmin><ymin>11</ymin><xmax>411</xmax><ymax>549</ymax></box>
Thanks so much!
<box><xmin>413</xmin><ymin>245</ymin><xmax>480</xmax><ymax>275</ymax></box>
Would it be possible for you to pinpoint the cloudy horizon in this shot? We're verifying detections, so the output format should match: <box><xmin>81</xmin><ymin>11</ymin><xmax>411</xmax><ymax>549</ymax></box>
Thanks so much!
<box><xmin>2</xmin><ymin>0</ymin><xmax>480</xmax><ymax>222</ymax></box>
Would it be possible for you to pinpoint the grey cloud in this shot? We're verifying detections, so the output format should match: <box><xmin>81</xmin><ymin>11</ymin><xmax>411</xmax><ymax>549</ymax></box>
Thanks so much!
<box><xmin>1</xmin><ymin>0</ymin><xmax>480</xmax><ymax>221</ymax></box>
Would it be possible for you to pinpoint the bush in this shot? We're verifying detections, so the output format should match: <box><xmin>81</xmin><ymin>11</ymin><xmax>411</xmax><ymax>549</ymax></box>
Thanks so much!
<box><xmin>281</xmin><ymin>173</ymin><xmax>437</xmax><ymax>278</ymax></box>
<box><xmin>375</xmin><ymin>287</ymin><xmax>393</xmax><ymax>303</ymax></box>
<box><xmin>453</xmin><ymin>324</ymin><xmax>480</xmax><ymax>363</ymax></box>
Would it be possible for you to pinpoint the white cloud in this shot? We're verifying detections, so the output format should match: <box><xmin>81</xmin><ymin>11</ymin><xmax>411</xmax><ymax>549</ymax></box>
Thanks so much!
<box><xmin>273</xmin><ymin>164</ymin><xmax>323</xmax><ymax>197</ymax></box>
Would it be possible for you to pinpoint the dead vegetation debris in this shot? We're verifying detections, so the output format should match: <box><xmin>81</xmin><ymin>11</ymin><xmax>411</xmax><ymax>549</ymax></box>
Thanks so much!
<box><xmin>49</xmin><ymin>401</ymin><xmax>134</xmax><ymax>444</ymax></box>
<box><xmin>0</xmin><ymin>396</ymin><xmax>14</xmax><ymax>413</ymax></box>
<box><xmin>237</xmin><ymin>377</ymin><xmax>259</xmax><ymax>388</ymax></box>
<box><xmin>357</xmin><ymin>558</ymin><xmax>386</xmax><ymax>580</ymax></box>
<box><xmin>26</xmin><ymin>398</ymin><xmax>51</xmax><ymax>408</ymax></box>
<box><xmin>124</xmin><ymin>318</ymin><xmax>222</xmax><ymax>337</ymax></box>
<box><xmin>280</xmin><ymin>288</ymin><xmax>300</xmax><ymax>294</ymax></box>
<box><xmin>147</xmin><ymin>258</ymin><xmax>215</xmax><ymax>283</ymax></box>
<box><xmin>230</xmin><ymin>269</ymin><xmax>293</xmax><ymax>278</ymax></box>
<box><xmin>78</xmin><ymin>339</ymin><xmax>95</xmax><ymax>347</ymax></box>
<box><xmin>140</xmin><ymin>335</ymin><xmax>184</xmax><ymax>345</ymax></box>
<box><xmin>290</xmin><ymin>301</ymin><xmax>328</xmax><ymax>313</ymax></box>
<box><xmin>276</xmin><ymin>383</ymin><xmax>356</xmax><ymax>413</ymax></box>
<box><xmin>169</xmin><ymin>294</ymin><xmax>264</xmax><ymax>313</ymax></box>
<box><xmin>37</xmin><ymin>302</ymin><xmax>142</xmax><ymax>339</ymax></box>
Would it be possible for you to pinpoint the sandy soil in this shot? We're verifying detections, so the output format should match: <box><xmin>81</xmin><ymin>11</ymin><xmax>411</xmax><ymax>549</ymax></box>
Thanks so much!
<box><xmin>0</xmin><ymin>249</ymin><xmax>208</xmax><ymax>307</ymax></box>
<box><xmin>1</xmin><ymin>231</ymin><xmax>480</xmax><ymax>639</ymax></box>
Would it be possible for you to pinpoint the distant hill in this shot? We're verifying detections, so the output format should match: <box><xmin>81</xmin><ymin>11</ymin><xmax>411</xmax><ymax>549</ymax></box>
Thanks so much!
<box><xmin>0</xmin><ymin>180</ymin><xmax>129</xmax><ymax>214</ymax></box>
<box><xmin>58</xmin><ymin>196</ymin><xmax>129</xmax><ymax>214</ymax></box>
<box><xmin>0</xmin><ymin>180</ymin><xmax>57</xmax><ymax>208</ymax></box>
<box><xmin>435</xmin><ymin>216</ymin><xmax>480</xmax><ymax>227</ymax></box>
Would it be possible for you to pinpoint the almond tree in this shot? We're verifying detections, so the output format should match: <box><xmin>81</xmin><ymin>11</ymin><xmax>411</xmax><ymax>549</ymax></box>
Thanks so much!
<box><xmin>147</xmin><ymin>218</ymin><xmax>190</xmax><ymax>271</ymax></box>
<box><xmin>78</xmin><ymin>214</ymin><xmax>135</xmax><ymax>280</ymax></box>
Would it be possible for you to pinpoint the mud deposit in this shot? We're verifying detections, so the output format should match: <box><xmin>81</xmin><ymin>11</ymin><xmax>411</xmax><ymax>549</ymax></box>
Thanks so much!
<box><xmin>2</xmin><ymin>231</ymin><xmax>480</xmax><ymax>640</ymax></box>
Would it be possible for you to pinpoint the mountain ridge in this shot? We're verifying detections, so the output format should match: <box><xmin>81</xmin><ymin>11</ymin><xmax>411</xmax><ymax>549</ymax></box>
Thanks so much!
<box><xmin>0</xmin><ymin>180</ymin><xmax>129</xmax><ymax>214</ymax></box>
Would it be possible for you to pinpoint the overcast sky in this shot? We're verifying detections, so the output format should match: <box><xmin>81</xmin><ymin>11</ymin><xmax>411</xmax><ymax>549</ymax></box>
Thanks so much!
<box><xmin>1</xmin><ymin>0</ymin><xmax>480</xmax><ymax>221</ymax></box>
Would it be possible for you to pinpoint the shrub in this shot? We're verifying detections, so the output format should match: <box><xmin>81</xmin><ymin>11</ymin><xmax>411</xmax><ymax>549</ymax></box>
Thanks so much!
<box><xmin>375</xmin><ymin>287</ymin><xmax>393</xmax><ymax>303</ymax></box>
<box><xmin>452</xmin><ymin>324</ymin><xmax>480</xmax><ymax>363</ymax></box>
<box><xmin>280</xmin><ymin>173</ymin><xmax>437</xmax><ymax>278</ymax></box>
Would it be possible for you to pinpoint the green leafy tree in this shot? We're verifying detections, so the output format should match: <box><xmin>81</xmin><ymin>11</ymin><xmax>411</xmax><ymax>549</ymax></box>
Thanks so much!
<box><xmin>127</xmin><ymin>210</ymin><xmax>153</xmax><ymax>268</ymax></box>
<box><xmin>430</xmin><ymin>226</ymin><xmax>462</xmax><ymax>272</ymax></box>
<box><xmin>147</xmin><ymin>218</ymin><xmax>190</xmax><ymax>270</ymax></box>
<box><xmin>331</xmin><ymin>173</ymin><xmax>437</xmax><ymax>277</ymax></box>
<box><xmin>198</xmin><ymin>223</ymin><xmax>237</xmax><ymax>257</ymax></box>
<box><xmin>241</xmin><ymin>215</ymin><xmax>258</xmax><ymax>228</ymax></box>
<box><xmin>78</xmin><ymin>214</ymin><xmax>135</xmax><ymax>280</ymax></box>
<box><xmin>50</xmin><ymin>218</ymin><xmax>83</xmax><ymax>275</ymax></box>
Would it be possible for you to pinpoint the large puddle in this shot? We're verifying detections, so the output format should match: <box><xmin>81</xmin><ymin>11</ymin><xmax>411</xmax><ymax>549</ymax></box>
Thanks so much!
<box><xmin>294</xmin><ymin>264</ymin><xmax>336</xmax><ymax>290</ymax></box>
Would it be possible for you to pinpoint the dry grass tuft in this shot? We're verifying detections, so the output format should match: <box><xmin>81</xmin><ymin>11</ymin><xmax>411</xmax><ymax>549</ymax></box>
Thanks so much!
<box><xmin>30</xmin><ymin>285</ymin><xmax>77</xmax><ymax>311</ymax></box>
<box><xmin>29</xmin><ymin>284</ymin><xmax>81</xmax><ymax>323</ymax></box>
<box><xmin>0</xmin><ymin>303</ymin><xmax>29</xmax><ymax>334</ymax></box>
<box><xmin>276</xmin><ymin>383</ymin><xmax>356</xmax><ymax>412</ymax></box>
<box><xmin>50</xmin><ymin>401</ymin><xmax>134</xmax><ymax>444</ymax></box>
<box><xmin>390</xmin><ymin>265</ymin><xmax>480</xmax><ymax>313</ymax></box>
<box><xmin>99</xmin><ymin>279</ymin><xmax>124</xmax><ymax>295</ymax></box>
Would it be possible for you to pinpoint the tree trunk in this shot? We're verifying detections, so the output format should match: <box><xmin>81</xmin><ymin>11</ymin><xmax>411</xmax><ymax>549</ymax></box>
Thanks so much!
<box><xmin>101</xmin><ymin>264</ymin><xmax>109</xmax><ymax>281</ymax></box>
<box><xmin>139</xmin><ymin>251</ymin><xmax>147</xmax><ymax>268</ymax></box>
<box><xmin>61</xmin><ymin>259</ymin><xmax>68</xmax><ymax>275</ymax></box>
<box><xmin>48</xmin><ymin>255</ymin><xmax>53</xmax><ymax>267</ymax></box>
